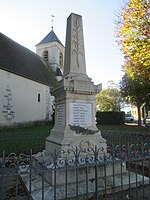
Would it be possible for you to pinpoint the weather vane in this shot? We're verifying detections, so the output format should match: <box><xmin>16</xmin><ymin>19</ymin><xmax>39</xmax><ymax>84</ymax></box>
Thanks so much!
<box><xmin>51</xmin><ymin>14</ymin><xmax>55</xmax><ymax>30</ymax></box>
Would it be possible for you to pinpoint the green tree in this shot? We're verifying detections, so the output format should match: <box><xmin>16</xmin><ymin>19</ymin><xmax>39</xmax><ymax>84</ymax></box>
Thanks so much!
<box><xmin>116</xmin><ymin>0</ymin><xmax>150</xmax><ymax>125</ymax></box>
<box><xmin>116</xmin><ymin>0</ymin><xmax>150</xmax><ymax>80</ymax></box>
<box><xmin>120</xmin><ymin>73</ymin><xmax>150</xmax><ymax>125</ymax></box>
<box><xmin>96</xmin><ymin>88</ymin><xmax>122</xmax><ymax>112</ymax></box>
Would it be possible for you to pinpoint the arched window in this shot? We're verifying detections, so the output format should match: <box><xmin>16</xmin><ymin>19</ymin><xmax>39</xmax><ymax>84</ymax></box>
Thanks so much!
<box><xmin>43</xmin><ymin>50</ymin><xmax>48</xmax><ymax>61</ymax></box>
<box><xmin>59</xmin><ymin>52</ymin><xmax>63</xmax><ymax>67</ymax></box>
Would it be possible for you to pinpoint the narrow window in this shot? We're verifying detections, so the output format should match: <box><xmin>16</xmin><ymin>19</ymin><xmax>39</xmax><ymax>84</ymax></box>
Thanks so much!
<box><xmin>43</xmin><ymin>50</ymin><xmax>48</xmax><ymax>61</ymax></box>
<box><xmin>38</xmin><ymin>93</ymin><xmax>40</xmax><ymax>102</ymax></box>
<box><xmin>59</xmin><ymin>52</ymin><xmax>63</xmax><ymax>67</ymax></box>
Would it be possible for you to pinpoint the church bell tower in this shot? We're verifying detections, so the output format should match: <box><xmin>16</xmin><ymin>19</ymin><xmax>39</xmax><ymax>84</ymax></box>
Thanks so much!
<box><xmin>36</xmin><ymin>16</ymin><xmax>65</xmax><ymax>81</ymax></box>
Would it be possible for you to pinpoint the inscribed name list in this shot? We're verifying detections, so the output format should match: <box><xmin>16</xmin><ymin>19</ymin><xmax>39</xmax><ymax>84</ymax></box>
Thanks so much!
<box><xmin>70</xmin><ymin>103</ymin><xmax>92</xmax><ymax>126</ymax></box>
<box><xmin>56</xmin><ymin>104</ymin><xmax>65</xmax><ymax>127</ymax></box>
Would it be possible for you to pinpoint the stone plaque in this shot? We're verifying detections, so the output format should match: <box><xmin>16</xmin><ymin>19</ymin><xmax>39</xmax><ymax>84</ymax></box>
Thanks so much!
<box><xmin>56</xmin><ymin>104</ymin><xmax>65</xmax><ymax>127</ymax></box>
<box><xmin>74</xmin><ymin>81</ymin><xmax>94</xmax><ymax>93</ymax></box>
<box><xmin>70</xmin><ymin>103</ymin><xmax>92</xmax><ymax>126</ymax></box>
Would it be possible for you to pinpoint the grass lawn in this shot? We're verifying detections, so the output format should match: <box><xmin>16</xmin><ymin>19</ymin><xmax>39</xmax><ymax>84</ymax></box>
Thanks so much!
<box><xmin>98</xmin><ymin>123</ymin><xmax>150</xmax><ymax>146</ymax></box>
<box><xmin>0</xmin><ymin>123</ymin><xmax>149</xmax><ymax>155</ymax></box>
<box><xmin>0</xmin><ymin>124</ymin><xmax>53</xmax><ymax>155</ymax></box>
<box><xmin>97</xmin><ymin>123</ymin><xmax>149</xmax><ymax>134</ymax></box>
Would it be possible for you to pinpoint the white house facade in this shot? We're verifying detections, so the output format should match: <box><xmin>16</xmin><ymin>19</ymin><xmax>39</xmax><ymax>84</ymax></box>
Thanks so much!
<box><xmin>0</xmin><ymin>69</ymin><xmax>54</xmax><ymax>126</ymax></box>
<box><xmin>0</xmin><ymin>32</ymin><xmax>57</xmax><ymax>127</ymax></box>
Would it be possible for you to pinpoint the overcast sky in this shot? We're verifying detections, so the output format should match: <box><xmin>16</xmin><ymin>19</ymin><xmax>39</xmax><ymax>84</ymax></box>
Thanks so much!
<box><xmin>0</xmin><ymin>0</ymin><xmax>126</xmax><ymax>88</ymax></box>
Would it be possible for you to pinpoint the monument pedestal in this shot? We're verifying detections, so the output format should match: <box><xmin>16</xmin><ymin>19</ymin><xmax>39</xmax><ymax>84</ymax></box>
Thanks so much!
<box><xmin>46</xmin><ymin>129</ymin><xmax>106</xmax><ymax>157</ymax></box>
<box><xmin>45</xmin><ymin>73</ymin><xmax>106</xmax><ymax>157</ymax></box>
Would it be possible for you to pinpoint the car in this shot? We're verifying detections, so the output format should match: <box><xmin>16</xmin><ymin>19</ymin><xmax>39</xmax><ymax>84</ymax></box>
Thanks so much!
<box><xmin>125</xmin><ymin>114</ymin><xmax>134</xmax><ymax>122</ymax></box>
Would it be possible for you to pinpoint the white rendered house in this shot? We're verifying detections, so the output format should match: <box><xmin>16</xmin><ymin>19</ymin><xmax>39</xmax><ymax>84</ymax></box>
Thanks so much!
<box><xmin>0</xmin><ymin>32</ymin><xmax>57</xmax><ymax>127</ymax></box>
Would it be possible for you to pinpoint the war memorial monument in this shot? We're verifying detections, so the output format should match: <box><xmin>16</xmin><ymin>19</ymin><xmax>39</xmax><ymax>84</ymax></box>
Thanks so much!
<box><xmin>21</xmin><ymin>13</ymin><xmax>149</xmax><ymax>199</ymax></box>
<box><xmin>45</xmin><ymin>13</ymin><xmax>106</xmax><ymax>158</ymax></box>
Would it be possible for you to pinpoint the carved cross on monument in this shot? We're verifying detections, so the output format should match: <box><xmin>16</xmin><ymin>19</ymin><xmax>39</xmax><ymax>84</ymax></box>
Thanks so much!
<box><xmin>45</xmin><ymin>13</ymin><xmax>106</xmax><ymax>156</ymax></box>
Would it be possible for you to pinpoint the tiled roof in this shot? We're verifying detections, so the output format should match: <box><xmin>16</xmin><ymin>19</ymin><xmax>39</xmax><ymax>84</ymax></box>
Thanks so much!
<box><xmin>0</xmin><ymin>32</ymin><xmax>57</xmax><ymax>87</ymax></box>
<box><xmin>36</xmin><ymin>30</ymin><xmax>64</xmax><ymax>46</ymax></box>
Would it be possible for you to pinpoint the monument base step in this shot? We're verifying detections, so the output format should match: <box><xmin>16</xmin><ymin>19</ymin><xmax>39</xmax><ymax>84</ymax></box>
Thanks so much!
<box><xmin>20</xmin><ymin>152</ymin><xmax>149</xmax><ymax>199</ymax></box>
<box><xmin>32</xmin><ymin>150</ymin><xmax>127</xmax><ymax>185</ymax></box>
<box><xmin>21</xmin><ymin>169</ymin><xmax>149</xmax><ymax>200</ymax></box>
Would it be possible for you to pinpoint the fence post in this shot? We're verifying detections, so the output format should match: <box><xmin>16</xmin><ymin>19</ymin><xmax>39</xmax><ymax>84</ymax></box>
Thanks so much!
<box><xmin>0</xmin><ymin>151</ymin><xmax>5</xmax><ymax>200</ymax></box>
<box><xmin>94</xmin><ymin>146</ymin><xmax>98</xmax><ymax>200</ymax></box>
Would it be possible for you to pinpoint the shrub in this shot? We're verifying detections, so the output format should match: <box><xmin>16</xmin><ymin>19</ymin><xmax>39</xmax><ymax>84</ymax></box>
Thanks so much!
<box><xmin>96</xmin><ymin>111</ymin><xmax>125</xmax><ymax>125</ymax></box>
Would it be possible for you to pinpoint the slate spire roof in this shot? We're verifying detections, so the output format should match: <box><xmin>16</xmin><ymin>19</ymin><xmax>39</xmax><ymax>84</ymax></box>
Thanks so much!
<box><xmin>0</xmin><ymin>32</ymin><xmax>57</xmax><ymax>87</ymax></box>
<box><xmin>36</xmin><ymin>29</ymin><xmax>64</xmax><ymax>46</ymax></box>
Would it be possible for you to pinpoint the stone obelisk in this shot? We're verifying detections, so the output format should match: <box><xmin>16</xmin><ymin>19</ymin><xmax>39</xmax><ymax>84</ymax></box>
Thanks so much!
<box><xmin>22</xmin><ymin>14</ymin><xmax>145</xmax><ymax>199</ymax></box>
<box><xmin>45</xmin><ymin>13</ymin><xmax>106</xmax><ymax>156</ymax></box>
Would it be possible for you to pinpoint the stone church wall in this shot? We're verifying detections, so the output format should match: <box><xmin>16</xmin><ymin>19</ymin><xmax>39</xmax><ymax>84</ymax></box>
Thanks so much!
<box><xmin>0</xmin><ymin>69</ymin><xmax>54</xmax><ymax>127</ymax></box>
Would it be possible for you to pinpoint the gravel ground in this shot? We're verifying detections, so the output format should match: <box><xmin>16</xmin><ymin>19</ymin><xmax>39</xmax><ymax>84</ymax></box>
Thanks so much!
<box><xmin>1</xmin><ymin>175</ymin><xmax>150</xmax><ymax>200</ymax></box>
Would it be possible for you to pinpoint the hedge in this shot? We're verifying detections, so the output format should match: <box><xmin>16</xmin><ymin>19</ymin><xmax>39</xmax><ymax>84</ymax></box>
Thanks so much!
<box><xmin>96</xmin><ymin>111</ymin><xmax>125</xmax><ymax>125</ymax></box>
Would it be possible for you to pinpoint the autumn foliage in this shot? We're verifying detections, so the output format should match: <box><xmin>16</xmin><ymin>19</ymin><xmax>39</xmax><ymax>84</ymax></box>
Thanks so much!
<box><xmin>116</xmin><ymin>0</ymin><xmax>150</xmax><ymax>79</ymax></box>
<box><xmin>116</xmin><ymin>0</ymin><xmax>150</xmax><ymax>126</ymax></box>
